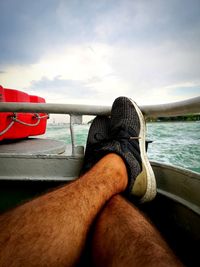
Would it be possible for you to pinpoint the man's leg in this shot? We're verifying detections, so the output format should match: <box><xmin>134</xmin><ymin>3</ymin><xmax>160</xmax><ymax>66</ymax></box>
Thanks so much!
<box><xmin>0</xmin><ymin>154</ymin><xmax>128</xmax><ymax>267</ymax></box>
<box><xmin>92</xmin><ymin>195</ymin><xmax>183</xmax><ymax>267</ymax></box>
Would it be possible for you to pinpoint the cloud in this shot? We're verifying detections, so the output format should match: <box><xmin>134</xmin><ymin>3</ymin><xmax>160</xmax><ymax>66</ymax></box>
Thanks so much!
<box><xmin>112</xmin><ymin>40</ymin><xmax>200</xmax><ymax>84</ymax></box>
<box><xmin>1</xmin><ymin>41</ymin><xmax>199</xmax><ymax>105</ymax></box>
<box><xmin>0</xmin><ymin>0</ymin><xmax>57</xmax><ymax>65</ymax></box>
<box><xmin>29</xmin><ymin>75</ymin><xmax>94</xmax><ymax>99</ymax></box>
<box><xmin>170</xmin><ymin>86</ymin><xmax>200</xmax><ymax>96</ymax></box>
<box><xmin>0</xmin><ymin>43</ymin><xmax>115</xmax><ymax>104</ymax></box>
<box><xmin>86</xmin><ymin>0</ymin><xmax>200</xmax><ymax>46</ymax></box>
<box><xmin>0</xmin><ymin>0</ymin><xmax>116</xmax><ymax>65</ymax></box>
<box><xmin>0</xmin><ymin>0</ymin><xmax>200</xmax><ymax>105</ymax></box>
<box><xmin>1</xmin><ymin>0</ymin><xmax>200</xmax><ymax>67</ymax></box>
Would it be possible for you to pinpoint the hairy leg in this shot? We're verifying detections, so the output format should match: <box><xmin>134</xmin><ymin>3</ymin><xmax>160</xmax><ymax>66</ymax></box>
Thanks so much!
<box><xmin>0</xmin><ymin>154</ymin><xmax>128</xmax><ymax>267</ymax></box>
<box><xmin>92</xmin><ymin>195</ymin><xmax>183</xmax><ymax>267</ymax></box>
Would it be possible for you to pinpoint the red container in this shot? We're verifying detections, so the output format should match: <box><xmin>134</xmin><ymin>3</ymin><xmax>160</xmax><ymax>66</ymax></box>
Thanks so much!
<box><xmin>0</xmin><ymin>86</ymin><xmax>48</xmax><ymax>141</ymax></box>
<box><xmin>4</xmin><ymin>88</ymin><xmax>31</xmax><ymax>139</ymax></box>
<box><xmin>0</xmin><ymin>86</ymin><xmax>7</xmax><ymax>141</ymax></box>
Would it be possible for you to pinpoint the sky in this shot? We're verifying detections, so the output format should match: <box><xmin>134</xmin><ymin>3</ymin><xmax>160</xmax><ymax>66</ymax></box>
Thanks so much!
<box><xmin>0</xmin><ymin>0</ymin><xmax>200</xmax><ymax>113</ymax></box>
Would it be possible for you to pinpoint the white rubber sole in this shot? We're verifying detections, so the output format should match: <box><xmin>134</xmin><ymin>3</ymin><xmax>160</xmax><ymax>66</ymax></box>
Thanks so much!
<box><xmin>130</xmin><ymin>99</ymin><xmax>157</xmax><ymax>203</ymax></box>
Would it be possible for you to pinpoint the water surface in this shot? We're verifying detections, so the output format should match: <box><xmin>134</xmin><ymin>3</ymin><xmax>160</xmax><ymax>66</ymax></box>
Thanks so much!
<box><xmin>44</xmin><ymin>122</ymin><xmax>200</xmax><ymax>173</ymax></box>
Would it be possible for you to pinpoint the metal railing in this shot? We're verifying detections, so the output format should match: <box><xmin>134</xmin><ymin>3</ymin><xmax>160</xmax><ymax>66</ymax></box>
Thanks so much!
<box><xmin>0</xmin><ymin>96</ymin><xmax>199</xmax><ymax>117</ymax></box>
<box><xmin>0</xmin><ymin>96</ymin><xmax>200</xmax><ymax>156</ymax></box>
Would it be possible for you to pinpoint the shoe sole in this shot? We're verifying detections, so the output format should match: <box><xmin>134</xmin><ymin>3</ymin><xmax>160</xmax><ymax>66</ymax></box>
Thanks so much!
<box><xmin>130</xmin><ymin>99</ymin><xmax>157</xmax><ymax>203</ymax></box>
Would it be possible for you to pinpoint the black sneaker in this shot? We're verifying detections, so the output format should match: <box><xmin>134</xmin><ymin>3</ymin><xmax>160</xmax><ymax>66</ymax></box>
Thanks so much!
<box><xmin>81</xmin><ymin>116</ymin><xmax>111</xmax><ymax>175</ymax></box>
<box><xmin>110</xmin><ymin>97</ymin><xmax>156</xmax><ymax>203</ymax></box>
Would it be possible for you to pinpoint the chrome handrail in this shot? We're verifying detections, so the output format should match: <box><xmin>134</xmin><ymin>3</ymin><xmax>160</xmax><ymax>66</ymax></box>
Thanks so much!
<box><xmin>0</xmin><ymin>96</ymin><xmax>199</xmax><ymax>117</ymax></box>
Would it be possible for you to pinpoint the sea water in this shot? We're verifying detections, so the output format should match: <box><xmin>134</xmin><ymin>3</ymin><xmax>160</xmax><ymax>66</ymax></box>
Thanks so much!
<box><xmin>146</xmin><ymin>122</ymin><xmax>200</xmax><ymax>173</ymax></box>
<box><xmin>44</xmin><ymin>122</ymin><xmax>200</xmax><ymax>173</ymax></box>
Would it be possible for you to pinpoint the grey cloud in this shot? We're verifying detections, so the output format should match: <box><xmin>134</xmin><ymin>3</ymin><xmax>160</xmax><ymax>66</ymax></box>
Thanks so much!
<box><xmin>0</xmin><ymin>0</ymin><xmax>115</xmax><ymax>65</ymax></box>
<box><xmin>94</xmin><ymin>0</ymin><xmax>200</xmax><ymax>44</ymax></box>
<box><xmin>170</xmin><ymin>86</ymin><xmax>200</xmax><ymax>96</ymax></box>
<box><xmin>29</xmin><ymin>76</ymin><xmax>95</xmax><ymax>98</ymax></box>
<box><xmin>1</xmin><ymin>0</ymin><xmax>200</xmax><ymax>66</ymax></box>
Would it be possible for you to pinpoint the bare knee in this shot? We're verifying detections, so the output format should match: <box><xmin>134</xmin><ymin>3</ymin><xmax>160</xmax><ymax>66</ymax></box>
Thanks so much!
<box><xmin>92</xmin><ymin>195</ymin><xmax>183</xmax><ymax>267</ymax></box>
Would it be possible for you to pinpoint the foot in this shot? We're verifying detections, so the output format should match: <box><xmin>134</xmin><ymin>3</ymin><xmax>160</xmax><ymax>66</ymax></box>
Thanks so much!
<box><xmin>81</xmin><ymin>98</ymin><xmax>156</xmax><ymax>203</ymax></box>
<box><xmin>110</xmin><ymin>97</ymin><xmax>156</xmax><ymax>203</ymax></box>
<box><xmin>81</xmin><ymin>116</ymin><xmax>111</xmax><ymax>175</ymax></box>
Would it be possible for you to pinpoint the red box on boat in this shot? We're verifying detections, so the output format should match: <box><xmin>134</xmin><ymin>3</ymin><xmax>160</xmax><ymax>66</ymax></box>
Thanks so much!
<box><xmin>0</xmin><ymin>86</ymin><xmax>48</xmax><ymax>141</ymax></box>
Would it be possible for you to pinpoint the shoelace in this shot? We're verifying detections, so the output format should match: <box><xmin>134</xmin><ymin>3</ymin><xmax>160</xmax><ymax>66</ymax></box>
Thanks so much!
<box><xmin>94</xmin><ymin>124</ymin><xmax>140</xmax><ymax>141</ymax></box>
<box><xmin>110</xmin><ymin>124</ymin><xmax>140</xmax><ymax>141</ymax></box>
<box><xmin>110</xmin><ymin>124</ymin><xmax>140</xmax><ymax>156</ymax></box>
<box><xmin>91</xmin><ymin>124</ymin><xmax>142</xmax><ymax>168</ymax></box>
<box><xmin>94</xmin><ymin>124</ymin><xmax>140</xmax><ymax>155</ymax></box>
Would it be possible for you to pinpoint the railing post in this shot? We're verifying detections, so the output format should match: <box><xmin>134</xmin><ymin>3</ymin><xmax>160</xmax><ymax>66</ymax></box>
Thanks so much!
<box><xmin>70</xmin><ymin>114</ymin><xmax>84</xmax><ymax>157</ymax></box>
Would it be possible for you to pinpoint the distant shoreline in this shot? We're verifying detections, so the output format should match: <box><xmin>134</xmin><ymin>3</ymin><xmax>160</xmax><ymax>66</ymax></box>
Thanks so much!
<box><xmin>147</xmin><ymin>121</ymin><xmax>199</xmax><ymax>123</ymax></box>
<box><xmin>146</xmin><ymin>114</ymin><xmax>200</xmax><ymax>122</ymax></box>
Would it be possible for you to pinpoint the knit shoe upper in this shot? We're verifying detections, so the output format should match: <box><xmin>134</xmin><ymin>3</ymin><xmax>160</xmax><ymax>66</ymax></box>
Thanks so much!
<box><xmin>108</xmin><ymin>96</ymin><xmax>156</xmax><ymax>202</ymax></box>
<box><xmin>81</xmin><ymin>97</ymin><xmax>156</xmax><ymax>202</ymax></box>
<box><xmin>81</xmin><ymin>116</ymin><xmax>111</xmax><ymax>175</ymax></box>
<box><xmin>100</xmin><ymin>97</ymin><xmax>142</xmax><ymax>194</ymax></box>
